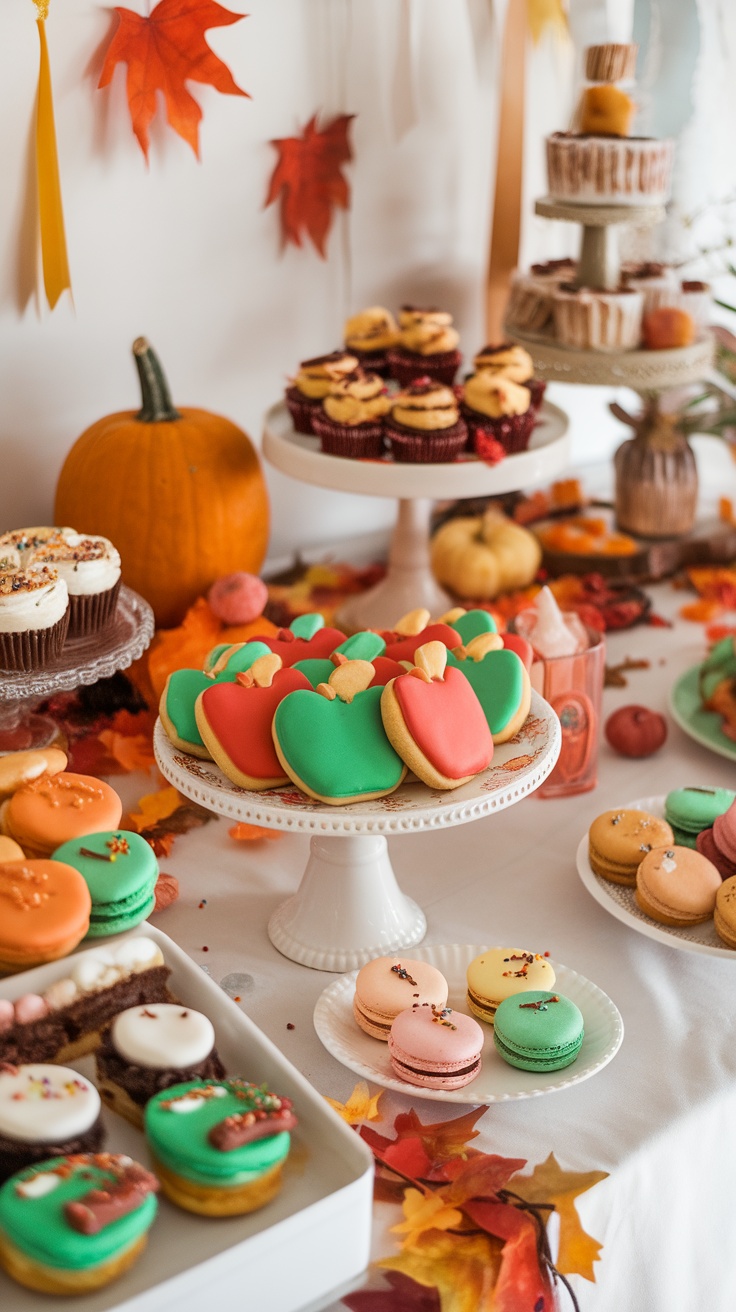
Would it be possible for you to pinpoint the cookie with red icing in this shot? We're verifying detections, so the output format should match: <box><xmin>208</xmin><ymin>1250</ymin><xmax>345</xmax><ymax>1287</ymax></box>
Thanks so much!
<box><xmin>195</xmin><ymin>654</ymin><xmax>312</xmax><ymax>789</ymax></box>
<box><xmin>272</xmin><ymin>661</ymin><xmax>406</xmax><ymax>805</ymax></box>
<box><xmin>294</xmin><ymin>630</ymin><xmax>406</xmax><ymax>690</ymax></box>
<box><xmin>245</xmin><ymin>612</ymin><xmax>347</xmax><ymax>669</ymax></box>
<box><xmin>381</xmin><ymin>642</ymin><xmax>493</xmax><ymax>789</ymax></box>
<box><xmin>379</xmin><ymin>609</ymin><xmax>462</xmax><ymax>664</ymax></box>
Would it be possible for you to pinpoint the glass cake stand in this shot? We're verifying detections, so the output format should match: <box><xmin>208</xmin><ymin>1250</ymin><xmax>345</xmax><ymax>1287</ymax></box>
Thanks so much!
<box><xmin>262</xmin><ymin>400</ymin><xmax>570</xmax><ymax>632</ymax></box>
<box><xmin>0</xmin><ymin>585</ymin><xmax>155</xmax><ymax>752</ymax></box>
<box><xmin>153</xmin><ymin>693</ymin><xmax>561</xmax><ymax>972</ymax></box>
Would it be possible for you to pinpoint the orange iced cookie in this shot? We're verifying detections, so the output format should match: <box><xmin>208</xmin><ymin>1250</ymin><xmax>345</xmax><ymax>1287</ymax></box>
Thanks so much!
<box><xmin>3</xmin><ymin>773</ymin><xmax>122</xmax><ymax>858</ymax></box>
<box><xmin>0</xmin><ymin>859</ymin><xmax>92</xmax><ymax>971</ymax></box>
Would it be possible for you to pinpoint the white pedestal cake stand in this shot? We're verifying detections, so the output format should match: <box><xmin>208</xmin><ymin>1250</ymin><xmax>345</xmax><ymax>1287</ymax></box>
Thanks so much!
<box><xmin>153</xmin><ymin>694</ymin><xmax>561</xmax><ymax>972</ymax></box>
<box><xmin>0</xmin><ymin>586</ymin><xmax>155</xmax><ymax>752</ymax></box>
<box><xmin>262</xmin><ymin>400</ymin><xmax>569</xmax><ymax>632</ymax></box>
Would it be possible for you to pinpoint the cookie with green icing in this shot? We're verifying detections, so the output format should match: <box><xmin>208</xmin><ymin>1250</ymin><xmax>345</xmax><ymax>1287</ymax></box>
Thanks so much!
<box><xmin>0</xmin><ymin>1153</ymin><xmax>158</xmax><ymax>1292</ymax></box>
<box><xmin>273</xmin><ymin>660</ymin><xmax>406</xmax><ymax>804</ymax></box>
<box><xmin>442</xmin><ymin>608</ymin><xmax>498</xmax><ymax>646</ymax></box>
<box><xmin>159</xmin><ymin>639</ymin><xmax>272</xmax><ymax>756</ymax></box>
<box><xmin>248</xmin><ymin>612</ymin><xmax>348</xmax><ymax>668</ymax></box>
<box><xmin>52</xmin><ymin>830</ymin><xmax>158</xmax><ymax>938</ymax></box>
<box><xmin>446</xmin><ymin>634</ymin><xmax>531</xmax><ymax>743</ymax></box>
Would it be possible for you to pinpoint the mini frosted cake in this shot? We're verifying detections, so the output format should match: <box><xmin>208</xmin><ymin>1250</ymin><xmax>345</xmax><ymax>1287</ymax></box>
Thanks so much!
<box><xmin>0</xmin><ymin>568</ymin><xmax>69</xmax><ymax>671</ymax></box>
<box><xmin>387</xmin><ymin>307</ymin><xmax>461</xmax><ymax>387</ymax></box>
<box><xmin>285</xmin><ymin>351</ymin><xmax>359</xmax><ymax>434</ymax></box>
<box><xmin>311</xmin><ymin>369</ymin><xmax>391</xmax><ymax>458</ymax></box>
<box><xmin>622</xmin><ymin>263</ymin><xmax>712</xmax><ymax>329</ymax></box>
<box><xmin>27</xmin><ymin>534</ymin><xmax>121</xmax><ymax>638</ymax></box>
<box><xmin>504</xmin><ymin>259</ymin><xmax>577</xmax><ymax>333</ymax></box>
<box><xmin>552</xmin><ymin>283</ymin><xmax>643</xmax><ymax>350</ymax></box>
<box><xmin>0</xmin><ymin>1064</ymin><xmax>105</xmax><ymax>1184</ymax></box>
<box><xmin>546</xmin><ymin>43</ymin><xmax>673</xmax><ymax>206</ymax></box>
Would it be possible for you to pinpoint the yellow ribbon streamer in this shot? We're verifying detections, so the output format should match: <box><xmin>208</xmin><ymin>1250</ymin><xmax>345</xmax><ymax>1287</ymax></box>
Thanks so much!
<box><xmin>527</xmin><ymin>0</ymin><xmax>568</xmax><ymax>45</ymax></box>
<box><xmin>34</xmin><ymin>0</ymin><xmax>71</xmax><ymax>309</ymax></box>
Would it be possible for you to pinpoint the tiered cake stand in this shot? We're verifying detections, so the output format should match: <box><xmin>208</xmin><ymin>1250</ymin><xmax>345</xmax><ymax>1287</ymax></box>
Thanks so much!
<box><xmin>0</xmin><ymin>586</ymin><xmax>155</xmax><ymax>752</ymax></box>
<box><xmin>507</xmin><ymin>198</ymin><xmax>715</xmax><ymax>390</ymax></box>
<box><xmin>154</xmin><ymin>695</ymin><xmax>561</xmax><ymax>972</ymax></box>
<box><xmin>262</xmin><ymin>400</ymin><xmax>569</xmax><ymax>632</ymax></box>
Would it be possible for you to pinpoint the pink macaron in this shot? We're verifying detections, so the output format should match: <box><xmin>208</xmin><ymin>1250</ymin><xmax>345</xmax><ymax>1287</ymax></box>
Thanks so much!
<box><xmin>696</xmin><ymin>826</ymin><xmax>736</xmax><ymax>880</ymax></box>
<box><xmin>207</xmin><ymin>573</ymin><xmax>268</xmax><ymax>626</ymax></box>
<box><xmin>388</xmin><ymin>1002</ymin><xmax>483</xmax><ymax>1090</ymax></box>
<box><xmin>713</xmin><ymin>803</ymin><xmax>736</xmax><ymax>864</ymax></box>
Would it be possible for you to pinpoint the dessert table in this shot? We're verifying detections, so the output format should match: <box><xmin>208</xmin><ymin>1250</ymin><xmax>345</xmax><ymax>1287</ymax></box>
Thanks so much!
<box><xmin>128</xmin><ymin>575</ymin><xmax>736</xmax><ymax>1312</ymax></box>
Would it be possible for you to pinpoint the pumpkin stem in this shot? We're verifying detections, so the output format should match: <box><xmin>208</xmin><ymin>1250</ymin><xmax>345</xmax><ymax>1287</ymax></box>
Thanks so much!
<box><xmin>132</xmin><ymin>337</ymin><xmax>182</xmax><ymax>423</ymax></box>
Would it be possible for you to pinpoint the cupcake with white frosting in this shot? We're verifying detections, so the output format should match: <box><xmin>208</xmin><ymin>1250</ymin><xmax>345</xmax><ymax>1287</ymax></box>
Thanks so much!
<box><xmin>0</xmin><ymin>567</ymin><xmax>69</xmax><ymax>671</ymax></box>
<box><xmin>26</xmin><ymin>534</ymin><xmax>121</xmax><ymax>637</ymax></box>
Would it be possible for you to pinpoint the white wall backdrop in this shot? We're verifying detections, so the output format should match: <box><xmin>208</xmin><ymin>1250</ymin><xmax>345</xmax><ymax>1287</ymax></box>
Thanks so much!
<box><xmin>1</xmin><ymin>0</ymin><xmax>733</xmax><ymax>561</ymax></box>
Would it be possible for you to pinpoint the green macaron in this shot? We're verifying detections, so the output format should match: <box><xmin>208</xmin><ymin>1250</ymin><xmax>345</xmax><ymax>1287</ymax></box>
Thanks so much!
<box><xmin>52</xmin><ymin>830</ymin><xmax>158</xmax><ymax>937</ymax></box>
<box><xmin>664</xmin><ymin>787</ymin><xmax>736</xmax><ymax>841</ymax></box>
<box><xmin>493</xmin><ymin>990</ymin><xmax>584</xmax><ymax>1073</ymax></box>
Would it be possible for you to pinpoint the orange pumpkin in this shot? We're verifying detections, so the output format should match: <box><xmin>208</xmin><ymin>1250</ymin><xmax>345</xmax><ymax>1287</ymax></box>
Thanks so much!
<box><xmin>54</xmin><ymin>339</ymin><xmax>270</xmax><ymax>628</ymax></box>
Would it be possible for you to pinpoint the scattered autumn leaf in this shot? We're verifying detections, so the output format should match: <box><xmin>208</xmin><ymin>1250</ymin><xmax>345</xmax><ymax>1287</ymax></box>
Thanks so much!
<box><xmin>265</xmin><ymin>113</ymin><xmax>354</xmax><ymax>257</ymax></box>
<box><xmin>381</xmin><ymin>1231</ymin><xmax>502</xmax><ymax>1312</ymax></box>
<box><xmin>511</xmin><ymin>1152</ymin><xmax>608</xmax><ymax>1280</ymax></box>
<box><xmin>152</xmin><ymin>871</ymin><xmax>179</xmax><ymax>911</ymax></box>
<box><xmin>98</xmin><ymin>0</ymin><xmax>250</xmax><ymax>160</ymax></box>
<box><xmin>438</xmin><ymin>1153</ymin><xmax>527</xmax><ymax>1204</ymax></box>
<box><xmin>463</xmin><ymin>1201</ymin><xmax>553</xmax><ymax>1312</ymax></box>
<box><xmin>342</xmin><ymin>1270</ymin><xmax>441</xmax><ymax>1312</ymax></box>
<box><xmin>229</xmin><ymin>822</ymin><xmax>282</xmax><ymax>842</ymax></box>
<box><xmin>98</xmin><ymin>729</ymin><xmax>156</xmax><ymax>773</ymax></box>
<box><xmin>324</xmin><ymin>1081</ymin><xmax>383</xmax><ymax>1125</ymax></box>
<box><xmin>390</xmin><ymin>1190</ymin><xmax>464</xmax><ymax>1250</ymax></box>
<box><xmin>129</xmin><ymin>785</ymin><xmax>182</xmax><ymax>831</ymax></box>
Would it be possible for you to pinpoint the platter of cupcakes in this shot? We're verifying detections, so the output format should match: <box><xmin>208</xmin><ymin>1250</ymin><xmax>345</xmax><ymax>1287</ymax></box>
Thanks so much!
<box><xmin>267</xmin><ymin>307</ymin><xmax>570</xmax><ymax>488</ymax></box>
<box><xmin>313</xmin><ymin>943</ymin><xmax>623</xmax><ymax>1105</ymax></box>
<box><xmin>0</xmin><ymin>924</ymin><xmax>373</xmax><ymax>1311</ymax></box>
<box><xmin>577</xmin><ymin>792</ymin><xmax>736</xmax><ymax>957</ymax></box>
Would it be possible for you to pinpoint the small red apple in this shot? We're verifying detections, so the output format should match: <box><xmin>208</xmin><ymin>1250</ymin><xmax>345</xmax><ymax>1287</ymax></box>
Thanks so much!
<box><xmin>605</xmin><ymin>704</ymin><xmax>667</xmax><ymax>758</ymax></box>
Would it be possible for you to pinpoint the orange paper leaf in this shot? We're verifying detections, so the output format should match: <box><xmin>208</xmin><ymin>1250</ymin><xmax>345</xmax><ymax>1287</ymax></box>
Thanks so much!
<box><xmin>324</xmin><ymin>1081</ymin><xmax>383</xmax><ymax>1125</ymax></box>
<box><xmin>98</xmin><ymin>0</ymin><xmax>250</xmax><ymax>160</ymax></box>
<box><xmin>265</xmin><ymin>113</ymin><xmax>354</xmax><ymax>257</ymax></box>
<box><xmin>129</xmin><ymin>785</ymin><xmax>182</xmax><ymax>830</ymax></box>
<box><xmin>381</xmin><ymin>1231</ymin><xmax>502</xmax><ymax>1312</ymax></box>
<box><xmin>98</xmin><ymin>730</ymin><xmax>156</xmax><ymax>774</ymax></box>
<box><xmin>511</xmin><ymin>1152</ymin><xmax>608</xmax><ymax>1281</ymax></box>
<box><xmin>228</xmin><ymin>823</ymin><xmax>282</xmax><ymax>842</ymax></box>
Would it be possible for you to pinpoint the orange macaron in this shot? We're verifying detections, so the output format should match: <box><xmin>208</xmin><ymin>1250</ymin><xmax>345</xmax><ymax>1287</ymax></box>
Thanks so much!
<box><xmin>635</xmin><ymin>845</ymin><xmax>721</xmax><ymax>927</ymax></box>
<box><xmin>2</xmin><ymin>773</ymin><xmax>122</xmax><ymax>858</ymax></box>
<box><xmin>0</xmin><ymin>859</ymin><xmax>92</xmax><ymax>972</ymax></box>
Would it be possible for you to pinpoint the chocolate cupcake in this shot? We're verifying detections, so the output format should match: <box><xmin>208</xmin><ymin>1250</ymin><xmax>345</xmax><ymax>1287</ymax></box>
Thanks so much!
<box><xmin>0</xmin><ymin>567</ymin><xmax>69</xmax><ymax>671</ymax></box>
<box><xmin>27</xmin><ymin>534</ymin><xmax>121</xmax><ymax>638</ymax></box>
<box><xmin>462</xmin><ymin>373</ymin><xmax>535</xmax><ymax>454</ymax></box>
<box><xmin>285</xmin><ymin>351</ymin><xmax>359</xmax><ymax>434</ymax></box>
<box><xmin>343</xmin><ymin>307</ymin><xmax>399</xmax><ymax>378</ymax></box>
<box><xmin>472</xmin><ymin>342</ymin><xmax>546</xmax><ymax>412</ymax></box>
<box><xmin>387</xmin><ymin>307</ymin><xmax>461</xmax><ymax>387</ymax></box>
<box><xmin>385</xmin><ymin>379</ymin><xmax>467</xmax><ymax>463</ymax></box>
<box><xmin>311</xmin><ymin>369</ymin><xmax>390</xmax><ymax>459</ymax></box>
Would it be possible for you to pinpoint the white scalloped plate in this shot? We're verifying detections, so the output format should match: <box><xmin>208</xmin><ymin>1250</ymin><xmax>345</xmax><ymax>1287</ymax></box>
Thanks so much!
<box><xmin>576</xmin><ymin>794</ymin><xmax>736</xmax><ymax>958</ymax></box>
<box><xmin>313</xmin><ymin>943</ymin><xmax>623</xmax><ymax>1104</ymax></box>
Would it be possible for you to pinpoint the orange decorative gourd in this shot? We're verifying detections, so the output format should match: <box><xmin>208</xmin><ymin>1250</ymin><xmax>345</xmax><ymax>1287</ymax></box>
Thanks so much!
<box><xmin>54</xmin><ymin>339</ymin><xmax>270</xmax><ymax>628</ymax></box>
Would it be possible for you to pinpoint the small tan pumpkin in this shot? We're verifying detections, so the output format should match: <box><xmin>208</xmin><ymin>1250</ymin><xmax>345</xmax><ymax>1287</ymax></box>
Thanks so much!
<box><xmin>55</xmin><ymin>339</ymin><xmax>270</xmax><ymax>628</ymax></box>
<box><xmin>431</xmin><ymin>510</ymin><xmax>542</xmax><ymax>600</ymax></box>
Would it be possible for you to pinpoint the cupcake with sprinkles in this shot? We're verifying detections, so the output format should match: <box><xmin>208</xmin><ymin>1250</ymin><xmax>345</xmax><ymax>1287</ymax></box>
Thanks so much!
<box><xmin>0</xmin><ymin>1063</ymin><xmax>105</xmax><ymax>1185</ymax></box>
<box><xmin>26</xmin><ymin>534</ymin><xmax>121</xmax><ymax>638</ymax></box>
<box><xmin>0</xmin><ymin>567</ymin><xmax>69</xmax><ymax>671</ymax></box>
<box><xmin>311</xmin><ymin>368</ymin><xmax>391</xmax><ymax>458</ymax></box>
<box><xmin>385</xmin><ymin>378</ymin><xmax>467</xmax><ymax>463</ymax></box>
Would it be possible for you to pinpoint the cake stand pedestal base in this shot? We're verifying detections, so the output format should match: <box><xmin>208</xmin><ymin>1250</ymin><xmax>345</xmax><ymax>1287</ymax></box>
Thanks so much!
<box><xmin>336</xmin><ymin>498</ymin><xmax>451</xmax><ymax>633</ymax></box>
<box><xmin>268</xmin><ymin>834</ymin><xmax>426</xmax><ymax>972</ymax></box>
<box><xmin>0</xmin><ymin>699</ymin><xmax>60</xmax><ymax>753</ymax></box>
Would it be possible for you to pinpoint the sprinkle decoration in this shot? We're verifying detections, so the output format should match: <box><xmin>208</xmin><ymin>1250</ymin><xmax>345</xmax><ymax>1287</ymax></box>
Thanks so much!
<box><xmin>520</xmin><ymin>996</ymin><xmax>560</xmax><ymax>1012</ymax></box>
<box><xmin>430</xmin><ymin>1005</ymin><xmax>457</xmax><ymax>1031</ymax></box>
<box><xmin>391</xmin><ymin>964</ymin><xmax>419</xmax><ymax>987</ymax></box>
<box><xmin>0</xmin><ymin>864</ymin><xmax>50</xmax><ymax>911</ymax></box>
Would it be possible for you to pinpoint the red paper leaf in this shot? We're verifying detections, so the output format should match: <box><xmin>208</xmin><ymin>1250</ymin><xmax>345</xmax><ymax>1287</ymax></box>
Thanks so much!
<box><xmin>265</xmin><ymin>113</ymin><xmax>354</xmax><ymax>257</ymax></box>
<box><xmin>98</xmin><ymin>0</ymin><xmax>250</xmax><ymax>160</ymax></box>
<box><xmin>343</xmin><ymin>1270</ymin><xmax>441</xmax><ymax>1312</ymax></box>
<box><xmin>438</xmin><ymin>1153</ymin><xmax>528</xmax><ymax>1203</ymax></box>
<box><xmin>465</xmin><ymin>1201</ymin><xmax>553</xmax><ymax>1312</ymax></box>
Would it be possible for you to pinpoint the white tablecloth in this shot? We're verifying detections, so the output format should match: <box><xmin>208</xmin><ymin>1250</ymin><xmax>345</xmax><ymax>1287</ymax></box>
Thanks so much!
<box><xmin>130</xmin><ymin>580</ymin><xmax>735</xmax><ymax>1312</ymax></box>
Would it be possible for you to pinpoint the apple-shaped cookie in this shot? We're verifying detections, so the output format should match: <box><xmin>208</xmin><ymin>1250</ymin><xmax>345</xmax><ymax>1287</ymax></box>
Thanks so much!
<box><xmin>381</xmin><ymin>642</ymin><xmax>493</xmax><ymax>789</ymax></box>
<box><xmin>439</xmin><ymin>607</ymin><xmax>498</xmax><ymax>647</ymax></box>
<box><xmin>446</xmin><ymin>633</ymin><xmax>531</xmax><ymax>743</ymax></box>
<box><xmin>380</xmin><ymin>608</ymin><xmax>462</xmax><ymax>664</ymax></box>
<box><xmin>272</xmin><ymin>661</ymin><xmax>406</xmax><ymax>805</ymax></box>
<box><xmin>159</xmin><ymin>640</ymin><xmax>273</xmax><ymax>757</ymax></box>
<box><xmin>195</xmin><ymin>654</ymin><xmax>312</xmax><ymax>788</ymax></box>
<box><xmin>294</xmin><ymin>632</ymin><xmax>405</xmax><ymax>690</ymax></box>
<box><xmin>246</xmin><ymin>612</ymin><xmax>347</xmax><ymax>668</ymax></box>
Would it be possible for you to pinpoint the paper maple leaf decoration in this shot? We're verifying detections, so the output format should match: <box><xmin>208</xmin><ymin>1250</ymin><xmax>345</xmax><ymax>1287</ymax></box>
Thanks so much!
<box><xmin>265</xmin><ymin>113</ymin><xmax>355</xmax><ymax>258</ymax></box>
<box><xmin>98</xmin><ymin>0</ymin><xmax>250</xmax><ymax>160</ymax></box>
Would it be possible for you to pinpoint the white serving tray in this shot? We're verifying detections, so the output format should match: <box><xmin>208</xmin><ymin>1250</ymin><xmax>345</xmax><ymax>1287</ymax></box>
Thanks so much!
<box><xmin>0</xmin><ymin>925</ymin><xmax>374</xmax><ymax>1312</ymax></box>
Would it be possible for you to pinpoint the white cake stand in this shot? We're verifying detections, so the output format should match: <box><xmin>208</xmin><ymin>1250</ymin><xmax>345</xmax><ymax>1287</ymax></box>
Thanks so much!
<box><xmin>153</xmin><ymin>694</ymin><xmax>561</xmax><ymax>972</ymax></box>
<box><xmin>262</xmin><ymin>400</ymin><xmax>569</xmax><ymax>632</ymax></box>
<box><xmin>0</xmin><ymin>586</ymin><xmax>155</xmax><ymax>752</ymax></box>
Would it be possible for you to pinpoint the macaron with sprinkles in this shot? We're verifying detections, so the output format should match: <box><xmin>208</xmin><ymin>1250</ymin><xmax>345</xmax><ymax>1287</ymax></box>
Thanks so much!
<box><xmin>353</xmin><ymin>955</ymin><xmax>449</xmax><ymax>1041</ymax></box>
<box><xmin>388</xmin><ymin>1003</ymin><xmax>483</xmax><ymax>1090</ymax></box>
<box><xmin>52</xmin><ymin>830</ymin><xmax>158</xmax><ymax>938</ymax></box>
<box><xmin>493</xmin><ymin>991</ymin><xmax>584</xmax><ymax>1073</ymax></box>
